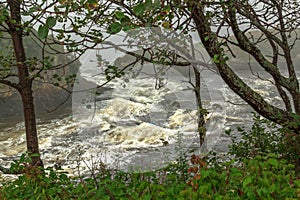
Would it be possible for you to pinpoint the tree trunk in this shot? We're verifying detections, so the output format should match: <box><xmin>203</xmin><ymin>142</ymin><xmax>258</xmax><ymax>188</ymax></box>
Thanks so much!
<box><xmin>7</xmin><ymin>0</ymin><xmax>43</xmax><ymax>167</ymax></box>
<box><xmin>189</xmin><ymin>37</ymin><xmax>207</xmax><ymax>151</ymax></box>
<box><xmin>189</xmin><ymin>3</ymin><xmax>299</xmax><ymax>130</ymax></box>
<box><xmin>20</xmin><ymin>84</ymin><xmax>43</xmax><ymax>167</ymax></box>
<box><xmin>193</xmin><ymin>67</ymin><xmax>207</xmax><ymax>150</ymax></box>
<box><xmin>189</xmin><ymin>2</ymin><xmax>299</xmax><ymax>172</ymax></box>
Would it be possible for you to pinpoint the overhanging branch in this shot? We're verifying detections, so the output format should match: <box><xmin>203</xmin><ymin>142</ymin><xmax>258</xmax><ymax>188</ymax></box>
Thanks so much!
<box><xmin>0</xmin><ymin>79</ymin><xmax>20</xmax><ymax>90</ymax></box>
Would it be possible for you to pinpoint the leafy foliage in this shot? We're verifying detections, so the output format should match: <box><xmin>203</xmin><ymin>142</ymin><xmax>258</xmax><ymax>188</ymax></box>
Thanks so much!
<box><xmin>104</xmin><ymin>65</ymin><xmax>125</xmax><ymax>81</ymax></box>
<box><xmin>226</xmin><ymin>113</ymin><xmax>285</xmax><ymax>160</ymax></box>
<box><xmin>187</xmin><ymin>154</ymin><xmax>300</xmax><ymax>199</ymax></box>
<box><xmin>1</xmin><ymin>151</ymin><xmax>299</xmax><ymax>199</ymax></box>
<box><xmin>226</xmin><ymin>113</ymin><xmax>300</xmax><ymax>171</ymax></box>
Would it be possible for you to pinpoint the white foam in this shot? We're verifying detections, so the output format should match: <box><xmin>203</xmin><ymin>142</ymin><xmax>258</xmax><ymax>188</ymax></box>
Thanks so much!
<box><xmin>99</xmin><ymin>97</ymin><xmax>149</xmax><ymax>120</ymax></box>
<box><xmin>105</xmin><ymin>122</ymin><xmax>174</xmax><ymax>148</ymax></box>
<box><xmin>167</xmin><ymin>109</ymin><xmax>197</xmax><ymax>129</ymax></box>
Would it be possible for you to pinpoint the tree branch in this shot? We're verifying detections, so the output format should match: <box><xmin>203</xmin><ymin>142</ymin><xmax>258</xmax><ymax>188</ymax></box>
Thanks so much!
<box><xmin>191</xmin><ymin>2</ymin><xmax>296</xmax><ymax>127</ymax></box>
<box><xmin>0</xmin><ymin>79</ymin><xmax>20</xmax><ymax>90</ymax></box>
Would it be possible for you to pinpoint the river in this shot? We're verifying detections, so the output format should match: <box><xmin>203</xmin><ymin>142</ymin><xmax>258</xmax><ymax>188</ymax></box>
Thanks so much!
<box><xmin>0</xmin><ymin>63</ymin><xmax>277</xmax><ymax>176</ymax></box>
<box><xmin>0</xmin><ymin>31</ymin><xmax>297</xmax><ymax>175</ymax></box>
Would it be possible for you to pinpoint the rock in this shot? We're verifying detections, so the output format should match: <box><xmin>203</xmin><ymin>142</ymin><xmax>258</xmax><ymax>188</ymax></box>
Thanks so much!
<box><xmin>0</xmin><ymin>84</ymin><xmax>72</xmax><ymax>125</ymax></box>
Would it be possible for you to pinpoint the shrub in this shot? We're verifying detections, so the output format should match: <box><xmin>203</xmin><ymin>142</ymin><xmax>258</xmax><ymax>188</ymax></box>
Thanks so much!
<box><xmin>226</xmin><ymin>113</ymin><xmax>283</xmax><ymax>159</ymax></box>
<box><xmin>1</xmin><ymin>153</ymin><xmax>299</xmax><ymax>199</ymax></box>
<box><xmin>186</xmin><ymin>154</ymin><xmax>300</xmax><ymax>199</ymax></box>
<box><xmin>225</xmin><ymin>112</ymin><xmax>300</xmax><ymax>170</ymax></box>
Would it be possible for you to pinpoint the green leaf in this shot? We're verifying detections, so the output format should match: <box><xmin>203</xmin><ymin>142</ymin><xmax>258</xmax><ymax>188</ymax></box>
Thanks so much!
<box><xmin>115</xmin><ymin>11</ymin><xmax>125</xmax><ymax>19</ymax></box>
<box><xmin>268</xmin><ymin>158</ymin><xmax>278</xmax><ymax>166</ymax></box>
<box><xmin>120</xmin><ymin>15</ymin><xmax>130</xmax><ymax>23</ymax></box>
<box><xmin>153</xmin><ymin>0</ymin><xmax>160</xmax><ymax>9</ymax></box>
<box><xmin>123</xmin><ymin>24</ymin><xmax>133</xmax><ymax>32</ymax></box>
<box><xmin>213</xmin><ymin>54</ymin><xmax>220</xmax><ymax>63</ymax></box>
<box><xmin>71</xmin><ymin>2</ymin><xmax>80</xmax><ymax>9</ymax></box>
<box><xmin>145</xmin><ymin>0</ymin><xmax>153</xmax><ymax>8</ymax></box>
<box><xmin>142</xmin><ymin>194</ymin><xmax>152</xmax><ymax>200</ymax></box>
<box><xmin>133</xmin><ymin>4</ymin><xmax>146</xmax><ymax>16</ymax></box>
<box><xmin>107</xmin><ymin>22</ymin><xmax>122</xmax><ymax>34</ymax></box>
<box><xmin>38</xmin><ymin>25</ymin><xmax>49</xmax><ymax>39</ymax></box>
<box><xmin>46</xmin><ymin>16</ymin><xmax>56</xmax><ymax>28</ymax></box>
<box><xmin>28</xmin><ymin>6</ymin><xmax>40</xmax><ymax>14</ymax></box>
<box><xmin>243</xmin><ymin>177</ymin><xmax>252</xmax><ymax>187</ymax></box>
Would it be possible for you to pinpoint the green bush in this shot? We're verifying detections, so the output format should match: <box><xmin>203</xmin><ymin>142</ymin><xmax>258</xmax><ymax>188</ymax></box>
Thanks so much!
<box><xmin>186</xmin><ymin>154</ymin><xmax>300</xmax><ymax>199</ymax></box>
<box><xmin>225</xmin><ymin>112</ymin><xmax>300</xmax><ymax>168</ymax></box>
<box><xmin>1</xmin><ymin>154</ymin><xmax>299</xmax><ymax>199</ymax></box>
<box><xmin>226</xmin><ymin>113</ymin><xmax>282</xmax><ymax>159</ymax></box>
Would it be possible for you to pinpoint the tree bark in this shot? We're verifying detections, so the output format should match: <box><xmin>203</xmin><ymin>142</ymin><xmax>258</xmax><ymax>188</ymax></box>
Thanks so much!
<box><xmin>189</xmin><ymin>3</ymin><xmax>299</xmax><ymax>131</ymax></box>
<box><xmin>7</xmin><ymin>0</ymin><xmax>43</xmax><ymax>167</ymax></box>
<box><xmin>19</xmin><ymin>84</ymin><xmax>43</xmax><ymax>167</ymax></box>
<box><xmin>193</xmin><ymin>67</ymin><xmax>206</xmax><ymax>148</ymax></box>
<box><xmin>189</xmin><ymin>2</ymin><xmax>300</xmax><ymax>172</ymax></box>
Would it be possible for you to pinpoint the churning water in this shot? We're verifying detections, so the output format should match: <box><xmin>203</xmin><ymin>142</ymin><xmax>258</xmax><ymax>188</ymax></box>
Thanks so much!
<box><xmin>0</xmin><ymin>63</ymin><xmax>273</xmax><ymax>175</ymax></box>
<box><xmin>1</xmin><ymin>28</ymin><xmax>296</xmax><ymax>176</ymax></box>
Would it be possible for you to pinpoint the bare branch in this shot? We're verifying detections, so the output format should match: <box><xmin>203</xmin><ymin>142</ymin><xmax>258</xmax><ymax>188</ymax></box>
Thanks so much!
<box><xmin>0</xmin><ymin>79</ymin><xmax>20</xmax><ymax>90</ymax></box>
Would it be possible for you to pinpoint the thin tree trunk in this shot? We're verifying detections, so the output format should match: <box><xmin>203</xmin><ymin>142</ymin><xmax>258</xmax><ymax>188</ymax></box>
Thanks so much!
<box><xmin>193</xmin><ymin>68</ymin><xmax>206</xmax><ymax>148</ymax></box>
<box><xmin>190</xmin><ymin>37</ymin><xmax>207</xmax><ymax>151</ymax></box>
<box><xmin>20</xmin><ymin>85</ymin><xmax>43</xmax><ymax>167</ymax></box>
<box><xmin>7</xmin><ymin>0</ymin><xmax>43</xmax><ymax>167</ymax></box>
